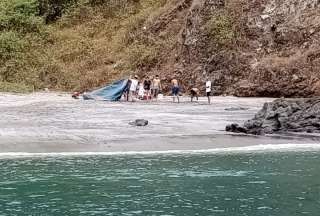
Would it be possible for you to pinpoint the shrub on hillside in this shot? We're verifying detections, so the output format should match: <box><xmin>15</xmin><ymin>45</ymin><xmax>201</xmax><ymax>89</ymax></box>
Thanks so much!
<box><xmin>205</xmin><ymin>13</ymin><xmax>234</xmax><ymax>47</ymax></box>
<box><xmin>0</xmin><ymin>0</ymin><xmax>43</xmax><ymax>33</ymax></box>
<box><xmin>0</xmin><ymin>31</ymin><xmax>25</xmax><ymax>60</ymax></box>
<box><xmin>125</xmin><ymin>42</ymin><xmax>159</xmax><ymax>70</ymax></box>
<box><xmin>39</xmin><ymin>0</ymin><xmax>79</xmax><ymax>23</ymax></box>
<box><xmin>0</xmin><ymin>0</ymin><xmax>169</xmax><ymax>92</ymax></box>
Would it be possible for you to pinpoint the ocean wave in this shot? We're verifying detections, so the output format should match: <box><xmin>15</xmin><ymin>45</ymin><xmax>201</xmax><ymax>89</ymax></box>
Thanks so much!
<box><xmin>0</xmin><ymin>143</ymin><xmax>319</xmax><ymax>158</ymax></box>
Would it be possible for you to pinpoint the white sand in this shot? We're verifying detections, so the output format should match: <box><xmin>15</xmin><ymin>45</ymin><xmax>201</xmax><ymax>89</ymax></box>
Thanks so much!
<box><xmin>0</xmin><ymin>93</ymin><xmax>319</xmax><ymax>153</ymax></box>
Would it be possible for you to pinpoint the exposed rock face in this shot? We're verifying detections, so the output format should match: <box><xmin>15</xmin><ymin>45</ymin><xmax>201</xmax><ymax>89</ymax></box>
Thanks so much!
<box><xmin>143</xmin><ymin>0</ymin><xmax>320</xmax><ymax>97</ymax></box>
<box><xmin>226</xmin><ymin>98</ymin><xmax>320</xmax><ymax>135</ymax></box>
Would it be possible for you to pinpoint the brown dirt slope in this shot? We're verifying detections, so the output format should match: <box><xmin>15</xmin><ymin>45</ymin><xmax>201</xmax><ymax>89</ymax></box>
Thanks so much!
<box><xmin>136</xmin><ymin>0</ymin><xmax>320</xmax><ymax>97</ymax></box>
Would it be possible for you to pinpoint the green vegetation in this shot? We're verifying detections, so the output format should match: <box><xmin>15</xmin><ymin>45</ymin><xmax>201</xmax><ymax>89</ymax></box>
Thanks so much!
<box><xmin>0</xmin><ymin>81</ymin><xmax>34</xmax><ymax>92</ymax></box>
<box><xmin>0</xmin><ymin>0</ymin><xmax>75</xmax><ymax>92</ymax></box>
<box><xmin>205</xmin><ymin>13</ymin><xmax>235</xmax><ymax>47</ymax></box>
<box><xmin>0</xmin><ymin>0</ymin><xmax>168</xmax><ymax>92</ymax></box>
<box><xmin>0</xmin><ymin>0</ymin><xmax>41</xmax><ymax>33</ymax></box>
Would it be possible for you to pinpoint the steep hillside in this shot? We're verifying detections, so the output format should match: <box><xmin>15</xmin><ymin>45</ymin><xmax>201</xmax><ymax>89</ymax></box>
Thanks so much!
<box><xmin>140</xmin><ymin>0</ymin><xmax>320</xmax><ymax>97</ymax></box>
<box><xmin>1</xmin><ymin>0</ymin><xmax>320</xmax><ymax>96</ymax></box>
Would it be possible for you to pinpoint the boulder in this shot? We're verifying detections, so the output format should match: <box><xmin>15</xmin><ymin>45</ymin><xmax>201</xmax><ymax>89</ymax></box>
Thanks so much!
<box><xmin>226</xmin><ymin>98</ymin><xmax>320</xmax><ymax>135</ymax></box>
<box><xmin>226</xmin><ymin>124</ymin><xmax>248</xmax><ymax>134</ymax></box>
<box><xmin>129</xmin><ymin>119</ymin><xmax>149</xmax><ymax>127</ymax></box>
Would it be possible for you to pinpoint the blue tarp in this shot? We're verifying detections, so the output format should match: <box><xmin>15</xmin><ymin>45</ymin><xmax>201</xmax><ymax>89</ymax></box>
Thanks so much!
<box><xmin>83</xmin><ymin>79</ymin><xmax>128</xmax><ymax>101</ymax></box>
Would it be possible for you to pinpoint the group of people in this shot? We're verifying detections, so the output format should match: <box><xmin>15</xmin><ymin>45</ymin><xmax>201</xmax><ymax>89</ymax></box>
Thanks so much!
<box><xmin>123</xmin><ymin>75</ymin><xmax>213</xmax><ymax>104</ymax></box>
<box><xmin>124</xmin><ymin>75</ymin><xmax>162</xmax><ymax>101</ymax></box>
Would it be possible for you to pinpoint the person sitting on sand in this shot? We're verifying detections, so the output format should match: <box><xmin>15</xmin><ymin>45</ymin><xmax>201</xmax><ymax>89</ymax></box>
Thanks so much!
<box><xmin>190</xmin><ymin>88</ymin><xmax>199</xmax><ymax>102</ymax></box>
<box><xmin>152</xmin><ymin>75</ymin><xmax>162</xmax><ymax>100</ymax></box>
<box><xmin>72</xmin><ymin>91</ymin><xmax>81</xmax><ymax>99</ymax></box>
<box><xmin>171</xmin><ymin>78</ymin><xmax>180</xmax><ymax>103</ymax></box>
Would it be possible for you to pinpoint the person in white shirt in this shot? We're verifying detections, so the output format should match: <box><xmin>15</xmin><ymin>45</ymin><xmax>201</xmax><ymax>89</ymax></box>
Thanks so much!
<box><xmin>206</xmin><ymin>79</ymin><xmax>212</xmax><ymax>104</ymax></box>
<box><xmin>130</xmin><ymin>75</ymin><xmax>139</xmax><ymax>101</ymax></box>
<box><xmin>138</xmin><ymin>81</ymin><xmax>144</xmax><ymax>100</ymax></box>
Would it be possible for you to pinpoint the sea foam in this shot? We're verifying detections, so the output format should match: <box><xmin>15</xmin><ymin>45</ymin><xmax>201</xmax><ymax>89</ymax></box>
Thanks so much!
<box><xmin>0</xmin><ymin>143</ymin><xmax>319</xmax><ymax>158</ymax></box>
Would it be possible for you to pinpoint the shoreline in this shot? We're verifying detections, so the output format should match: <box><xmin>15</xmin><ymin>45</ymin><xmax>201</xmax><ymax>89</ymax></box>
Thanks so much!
<box><xmin>0</xmin><ymin>93</ymin><xmax>319</xmax><ymax>154</ymax></box>
<box><xmin>1</xmin><ymin>133</ymin><xmax>319</xmax><ymax>154</ymax></box>
<box><xmin>0</xmin><ymin>91</ymin><xmax>317</xmax><ymax>99</ymax></box>
<box><xmin>0</xmin><ymin>143</ymin><xmax>320</xmax><ymax>158</ymax></box>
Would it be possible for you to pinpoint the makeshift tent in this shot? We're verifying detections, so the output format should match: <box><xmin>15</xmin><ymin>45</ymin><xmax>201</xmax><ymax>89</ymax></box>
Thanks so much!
<box><xmin>83</xmin><ymin>79</ymin><xmax>128</xmax><ymax>101</ymax></box>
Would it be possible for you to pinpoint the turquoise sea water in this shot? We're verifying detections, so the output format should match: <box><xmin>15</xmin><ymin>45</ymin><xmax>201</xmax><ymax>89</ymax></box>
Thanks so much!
<box><xmin>0</xmin><ymin>152</ymin><xmax>320</xmax><ymax>215</ymax></box>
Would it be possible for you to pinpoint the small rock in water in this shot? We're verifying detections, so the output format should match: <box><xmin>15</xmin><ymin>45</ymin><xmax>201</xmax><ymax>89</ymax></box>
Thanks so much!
<box><xmin>129</xmin><ymin>119</ymin><xmax>149</xmax><ymax>126</ymax></box>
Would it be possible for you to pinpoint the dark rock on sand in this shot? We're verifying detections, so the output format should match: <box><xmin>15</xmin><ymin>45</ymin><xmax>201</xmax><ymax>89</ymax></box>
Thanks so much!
<box><xmin>225</xmin><ymin>107</ymin><xmax>249</xmax><ymax>111</ymax></box>
<box><xmin>129</xmin><ymin>119</ymin><xmax>149</xmax><ymax>127</ymax></box>
<box><xmin>226</xmin><ymin>98</ymin><xmax>320</xmax><ymax>135</ymax></box>
<box><xmin>225</xmin><ymin>124</ymin><xmax>248</xmax><ymax>134</ymax></box>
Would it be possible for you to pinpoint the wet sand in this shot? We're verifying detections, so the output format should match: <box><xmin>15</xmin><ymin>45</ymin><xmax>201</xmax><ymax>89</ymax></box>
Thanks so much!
<box><xmin>0</xmin><ymin>93</ymin><xmax>319</xmax><ymax>153</ymax></box>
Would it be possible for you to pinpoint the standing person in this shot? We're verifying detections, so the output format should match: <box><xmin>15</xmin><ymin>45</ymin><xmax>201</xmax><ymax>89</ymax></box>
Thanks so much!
<box><xmin>124</xmin><ymin>79</ymin><xmax>132</xmax><ymax>101</ymax></box>
<box><xmin>143</xmin><ymin>76</ymin><xmax>152</xmax><ymax>100</ymax></box>
<box><xmin>171</xmin><ymin>78</ymin><xmax>180</xmax><ymax>103</ymax></box>
<box><xmin>138</xmin><ymin>81</ymin><xmax>145</xmax><ymax>100</ymax></box>
<box><xmin>206</xmin><ymin>78</ymin><xmax>212</xmax><ymax>104</ymax></box>
<box><xmin>152</xmin><ymin>75</ymin><xmax>162</xmax><ymax>100</ymax></box>
<box><xmin>129</xmin><ymin>75</ymin><xmax>139</xmax><ymax>102</ymax></box>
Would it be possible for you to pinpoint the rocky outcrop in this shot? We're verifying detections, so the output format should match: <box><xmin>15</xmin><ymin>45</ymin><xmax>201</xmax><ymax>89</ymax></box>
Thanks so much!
<box><xmin>226</xmin><ymin>98</ymin><xmax>320</xmax><ymax>135</ymax></box>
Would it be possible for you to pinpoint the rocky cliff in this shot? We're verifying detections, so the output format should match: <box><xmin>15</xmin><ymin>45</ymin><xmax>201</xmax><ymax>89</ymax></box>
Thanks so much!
<box><xmin>140</xmin><ymin>0</ymin><xmax>320</xmax><ymax>97</ymax></box>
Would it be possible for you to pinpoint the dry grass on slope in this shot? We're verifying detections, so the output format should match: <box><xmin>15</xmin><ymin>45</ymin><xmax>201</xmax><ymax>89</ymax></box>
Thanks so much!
<box><xmin>39</xmin><ymin>0</ymin><xmax>170</xmax><ymax>92</ymax></box>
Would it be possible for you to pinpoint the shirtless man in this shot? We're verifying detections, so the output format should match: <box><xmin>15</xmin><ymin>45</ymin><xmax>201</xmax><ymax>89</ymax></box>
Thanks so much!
<box><xmin>152</xmin><ymin>75</ymin><xmax>162</xmax><ymax>99</ymax></box>
<box><xmin>171</xmin><ymin>78</ymin><xmax>180</xmax><ymax>103</ymax></box>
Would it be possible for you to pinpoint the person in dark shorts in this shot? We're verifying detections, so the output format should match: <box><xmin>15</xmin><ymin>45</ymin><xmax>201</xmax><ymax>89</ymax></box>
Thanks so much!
<box><xmin>143</xmin><ymin>76</ymin><xmax>152</xmax><ymax>100</ymax></box>
<box><xmin>171</xmin><ymin>78</ymin><xmax>180</xmax><ymax>103</ymax></box>
<box><xmin>152</xmin><ymin>75</ymin><xmax>162</xmax><ymax>100</ymax></box>
<box><xmin>206</xmin><ymin>79</ymin><xmax>212</xmax><ymax>104</ymax></box>
<box><xmin>124</xmin><ymin>79</ymin><xmax>132</xmax><ymax>101</ymax></box>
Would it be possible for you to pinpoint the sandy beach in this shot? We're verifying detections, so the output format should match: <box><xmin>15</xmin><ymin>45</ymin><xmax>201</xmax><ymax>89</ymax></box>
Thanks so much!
<box><xmin>0</xmin><ymin>93</ymin><xmax>319</xmax><ymax>154</ymax></box>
